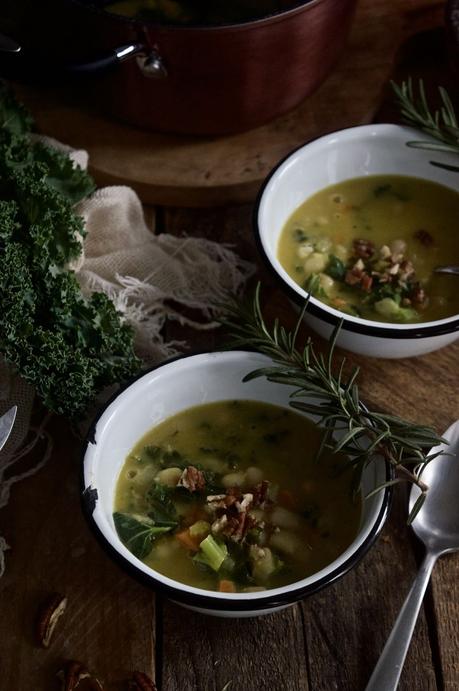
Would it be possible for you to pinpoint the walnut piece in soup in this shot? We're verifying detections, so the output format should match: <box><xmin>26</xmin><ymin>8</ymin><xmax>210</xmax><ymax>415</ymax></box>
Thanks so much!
<box><xmin>114</xmin><ymin>400</ymin><xmax>361</xmax><ymax>593</ymax></box>
<box><xmin>277</xmin><ymin>175</ymin><xmax>459</xmax><ymax>323</ymax></box>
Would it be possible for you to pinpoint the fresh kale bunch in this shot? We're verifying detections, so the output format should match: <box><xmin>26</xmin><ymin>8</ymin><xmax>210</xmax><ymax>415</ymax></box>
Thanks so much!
<box><xmin>0</xmin><ymin>83</ymin><xmax>141</xmax><ymax>418</ymax></box>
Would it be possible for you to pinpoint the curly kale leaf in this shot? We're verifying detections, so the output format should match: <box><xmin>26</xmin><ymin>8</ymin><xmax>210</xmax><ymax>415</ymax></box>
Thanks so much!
<box><xmin>0</xmin><ymin>82</ymin><xmax>33</xmax><ymax>137</ymax></box>
<box><xmin>0</xmin><ymin>82</ymin><xmax>95</xmax><ymax>206</ymax></box>
<box><xmin>32</xmin><ymin>142</ymin><xmax>96</xmax><ymax>205</ymax></box>
<box><xmin>0</xmin><ymin>86</ymin><xmax>140</xmax><ymax>418</ymax></box>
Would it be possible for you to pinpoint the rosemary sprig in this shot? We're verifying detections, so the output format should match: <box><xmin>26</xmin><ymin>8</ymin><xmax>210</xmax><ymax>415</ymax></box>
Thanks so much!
<box><xmin>222</xmin><ymin>285</ymin><xmax>446</xmax><ymax>523</ymax></box>
<box><xmin>392</xmin><ymin>78</ymin><xmax>459</xmax><ymax>171</ymax></box>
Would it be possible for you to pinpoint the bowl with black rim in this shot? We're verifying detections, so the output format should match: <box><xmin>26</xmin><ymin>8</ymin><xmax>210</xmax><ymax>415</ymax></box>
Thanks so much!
<box><xmin>82</xmin><ymin>350</ymin><xmax>391</xmax><ymax>618</ymax></box>
<box><xmin>255</xmin><ymin>123</ymin><xmax>459</xmax><ymax>359</ymax></box>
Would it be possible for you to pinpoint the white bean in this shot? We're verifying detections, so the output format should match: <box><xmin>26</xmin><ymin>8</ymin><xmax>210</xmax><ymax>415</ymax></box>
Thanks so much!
<box><xmin>297</xmin><ymin>243</ymin><xmax>314</xmax><ymax>259</ymax></box>
<box><xmin>304</xmin><ymin>252</ymin><xmax>328</xmax><ymax>275</ymax></box>
<box><xmin>319</xmin><ymin>273</ymin><xmax>334</xmax><ymax>292</ymax></box>
<box><xmin>316</xmin><ymin>237</ymin><xmax>332</xmax><ymax>252</ymax></box>
<box><xmin>334</xmin><ymin>244</ymin><xmax>348</xmax><ymax>262</ymax></box>
<box><xmin>270</xmin><ymin>530</ymin><xmax>306</xmax><ymax>557</ymax></box>
<box><xmin>127</xmin><ymin>464</ymin><xmax>157</xmax><ymax>486</ymax></box>
<box><xmin>271</xmin><ymin>506</ymin><xmax>301</xmax><ymax>530</ymax></box>
<box><xmin>245</xmin><ymin>466</ymin><xmax>264</xmax><ymax>486</ymax></box>
<box><xmin>154</xmin><ymin>467</ymin><xmax>182</xmax><ymax>487</ymax></box>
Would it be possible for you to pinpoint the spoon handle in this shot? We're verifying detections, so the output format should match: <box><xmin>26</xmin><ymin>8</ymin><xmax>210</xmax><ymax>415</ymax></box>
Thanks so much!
<box><xmin>365</xmin><ymin>551</ymin><xmax>438</xmax><ymax>691</ymax></box>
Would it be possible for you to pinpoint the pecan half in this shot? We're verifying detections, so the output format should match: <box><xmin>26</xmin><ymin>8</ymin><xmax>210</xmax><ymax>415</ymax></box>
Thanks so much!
<box><xmin>178</xmin><ymin>466</ymin><xmax>205</xmax><ymax>492</ymax></box>
<box><xmin>413</xmin><ymin>229</ymin><xmax>434</xmax><ymax>246</ymax></box>
<box><xmin>222</xmin><ymin>511</ymin><xmax>256</xmax><ymax>542</ymax></box>
<box><xmin>36</xmin><ymin>593</ymin><xmax>67</xmax><ymax>648</ymax></box>
<box><xmin>127</xmin><ymin>671</ymin><xmax>157</xmax><ymax>690</ymax></box>
<box><xmin>352</xmin><ymin>238</ymin><xmax>375</xmax><ymax>259</ymax></box>
<box><xmin>57</xmin><ymin>661</ymin><xmax>103</xmax><ymax>690</ymax></box>
<box><xmin>252</xmin><ymin>480</ymin><xmax>270</xmax><ymax>507</ymax></box>
<box><xmin>344</xmin><ymin>269</ymin><xmax>362</xmax><ymax>286</ymax></box>
<box><xmin>410</xmin><ymin>284</ymin><xmax>428</xmax><ymax>308</ymax></box>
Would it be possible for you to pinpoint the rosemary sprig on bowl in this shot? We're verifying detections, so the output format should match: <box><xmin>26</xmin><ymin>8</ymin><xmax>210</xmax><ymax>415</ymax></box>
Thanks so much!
<box><xmin>222</xmin><ymin>285</ymin><xmax>446</xmax><ymax>523</ymax></box>
<box><xmin>392</xmin><ymin>78</ymin><xmax>459</xmax><ymax>170</ymax></box>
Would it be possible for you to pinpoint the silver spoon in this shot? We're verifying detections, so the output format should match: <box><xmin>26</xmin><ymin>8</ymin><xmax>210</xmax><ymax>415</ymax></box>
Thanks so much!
<box><xmin>434</xmin><ymin>266</ymin><xmax>459</xmax><ymax>276</ymax></box>
<box><xmin>365</xmin><ymin>419</ymin><xmax>459</xmax><ymax>691</ymax></box>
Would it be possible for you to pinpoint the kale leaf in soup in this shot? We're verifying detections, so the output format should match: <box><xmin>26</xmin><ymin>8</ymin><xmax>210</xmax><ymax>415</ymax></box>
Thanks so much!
<box><xmin>114</xmin><ymin>400</ymin><xmax>361</xmax><ymax>593</ymax></box>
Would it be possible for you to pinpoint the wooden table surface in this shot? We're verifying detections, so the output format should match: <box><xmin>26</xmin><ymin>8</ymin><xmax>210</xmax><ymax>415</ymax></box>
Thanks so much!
<box><xmin>1</xmin><ymin>15</ymin><xmax>459</xmax><ymax>691</ymax></box>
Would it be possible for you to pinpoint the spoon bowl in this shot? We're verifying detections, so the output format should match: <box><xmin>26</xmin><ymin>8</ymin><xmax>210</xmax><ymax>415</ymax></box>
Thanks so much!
<box><xmin>410</xmin><ymin>420</ymin><xmax>459</xmax><ymax>554</ymax></box>
<box><xmin>434</xmin><ymin>265</ymin><xmax>459</xmax><ymax>276</ymax></box>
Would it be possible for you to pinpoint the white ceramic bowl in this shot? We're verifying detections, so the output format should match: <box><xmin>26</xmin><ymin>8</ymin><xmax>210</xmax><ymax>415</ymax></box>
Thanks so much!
<box><xmin>256</xmin><ymin>124</ymin><xmax>459</xmax><ymax>358</ymax></box>
<box><xmin>82</xmin><ymin>351</ymin><xmax>391</xmax><ymax>618</ymax></box>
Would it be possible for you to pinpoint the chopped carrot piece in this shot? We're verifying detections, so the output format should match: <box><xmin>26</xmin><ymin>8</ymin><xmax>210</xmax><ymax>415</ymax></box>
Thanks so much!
<box><xmin>175</xmin><ymin>529</ymin><xmax>201</xmax><ymax>552</ymax></box>
<box><xmin>219</xmin><ymin>580</ymin><xmax>236</xmax><ymax>593</ymax></box>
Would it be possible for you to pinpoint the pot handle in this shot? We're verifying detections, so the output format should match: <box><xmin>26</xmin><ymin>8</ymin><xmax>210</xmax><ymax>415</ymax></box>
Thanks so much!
<box><xmin>0</xmin><ymin>33</ymin><xmax>167</xmax><ymax>81</ymax></box>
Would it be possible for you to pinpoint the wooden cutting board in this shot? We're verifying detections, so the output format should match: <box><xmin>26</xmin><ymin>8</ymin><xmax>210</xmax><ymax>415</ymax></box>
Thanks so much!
<box><xmin>15</xmin><ymin>0</ymin><xmax>444</xmax><ymax>207</ymax></box>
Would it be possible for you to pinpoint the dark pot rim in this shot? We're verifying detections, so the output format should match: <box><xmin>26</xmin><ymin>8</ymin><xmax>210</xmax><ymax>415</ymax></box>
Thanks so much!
<box><xmin>253</xmin><ymin>124</ymin><xmax>459</xmax><ymax>341</ymax></box>
<box><xmin>81</xmin><ymin>349</ymin><xmax>393</xmax><ymax>613</ymax></box>
<box><xmin>70</xmin><ymin>0</ymin><xmax>330</xmax><ymax>32</ymax></box>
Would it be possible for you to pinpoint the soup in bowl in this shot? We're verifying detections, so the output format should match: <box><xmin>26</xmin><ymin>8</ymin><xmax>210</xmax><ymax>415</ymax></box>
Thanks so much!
<box><xmin>82</xmin><ymin>351</ymin><xmax>391</xmax><ymax>617</ymax></box>
<box><xmin>256</xmin><ymin>124</ymin><xmax>459</xmax><ymax>358</ymax></box>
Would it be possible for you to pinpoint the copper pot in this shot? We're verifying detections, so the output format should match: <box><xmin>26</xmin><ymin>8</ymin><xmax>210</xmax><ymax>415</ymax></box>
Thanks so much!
<box><xmin>1</xmin><ymin>0</ymin><xmax>357</xmax><ymax>135</ymax></box>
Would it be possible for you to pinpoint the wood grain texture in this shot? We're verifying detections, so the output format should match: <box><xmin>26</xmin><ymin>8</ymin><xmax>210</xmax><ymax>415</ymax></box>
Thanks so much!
<box><xmin>300</xmin><ymin>491</ymin><xmax>438</xmax><ymax>691</ymax></box>
<box><xmin>431</xmin><ymin>557</ymin><xmax>459</xmax><ymax>690</ymax></box>
<box><xmin>0</xmin><ymin>416</ymin><xmax>156</xmax><ymax>690</ymax></box>
<box><xmin>14</xmin><ymin>0</ymin><xmax>444</xmax><ymax>207</ymax></box>
<box><xmin>162</xmin><ymin>600</ymin><xmax>310</xmax><ymax>691</ymax></box>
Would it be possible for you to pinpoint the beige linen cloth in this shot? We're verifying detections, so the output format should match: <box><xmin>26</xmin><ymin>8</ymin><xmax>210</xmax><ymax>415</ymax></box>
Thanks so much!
<box><xmin>0</xmin><ymin>138</ymin><xmax>254</xmax><ymax>575</ymax></box>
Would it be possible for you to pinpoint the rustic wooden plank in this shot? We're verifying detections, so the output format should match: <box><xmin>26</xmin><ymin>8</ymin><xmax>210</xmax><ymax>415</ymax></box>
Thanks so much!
<box><xmin>0</xmin><ymin>416</ymin><xmax>156</xmax><ymax>690</ymax></box>
<box><xmin>431</xmin><ymin>558</ymin><xmax>459</xmax><ymax>691</ymax></box>
<box><xmin>161</xmin><ymin>600</ymin><xmax>310</xmax><ymax>691</ymax></box>
<box><xmin>300</xmin><ymin>489</ymin><xmax>438</xmax><ymax>691</ymax></box>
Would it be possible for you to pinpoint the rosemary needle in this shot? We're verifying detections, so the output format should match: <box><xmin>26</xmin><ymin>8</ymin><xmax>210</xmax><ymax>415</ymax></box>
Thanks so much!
<box><xmin>222</xmin><ymin>284</ymin><xmax>446</xmax><ymax>524</ymax></box>
<box><xmin>392</xmin><ymin>78</ymin><xmax>459</xmax><ymax>171</ymax></box>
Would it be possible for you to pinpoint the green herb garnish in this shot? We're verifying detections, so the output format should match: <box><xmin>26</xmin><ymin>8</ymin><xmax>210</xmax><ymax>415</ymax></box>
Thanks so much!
<box><xmin>325</xmin><ymin>255</ymin><xmax>346</xmax><ymax>281</ymax></box>
<box><xmin>113</xmin><ymin>512</ymin><xmax>175</xmax><ymax>559</ymax></box>
<box><xmin>393</xmin><ymin>78</ymin><xmax>459</xmax><ymax>172</ymax></box>
<box><xmin>147</xmin><ymin>483</ymin><xmax>178</xmax><ymax>524</ymax></box>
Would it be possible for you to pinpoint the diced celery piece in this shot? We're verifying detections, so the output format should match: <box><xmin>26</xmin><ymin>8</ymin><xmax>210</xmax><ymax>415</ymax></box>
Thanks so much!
<box><xmin>193</xmin><ymin>534</ymin><xmax>228</xmax><ymax>572</ymax></box>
